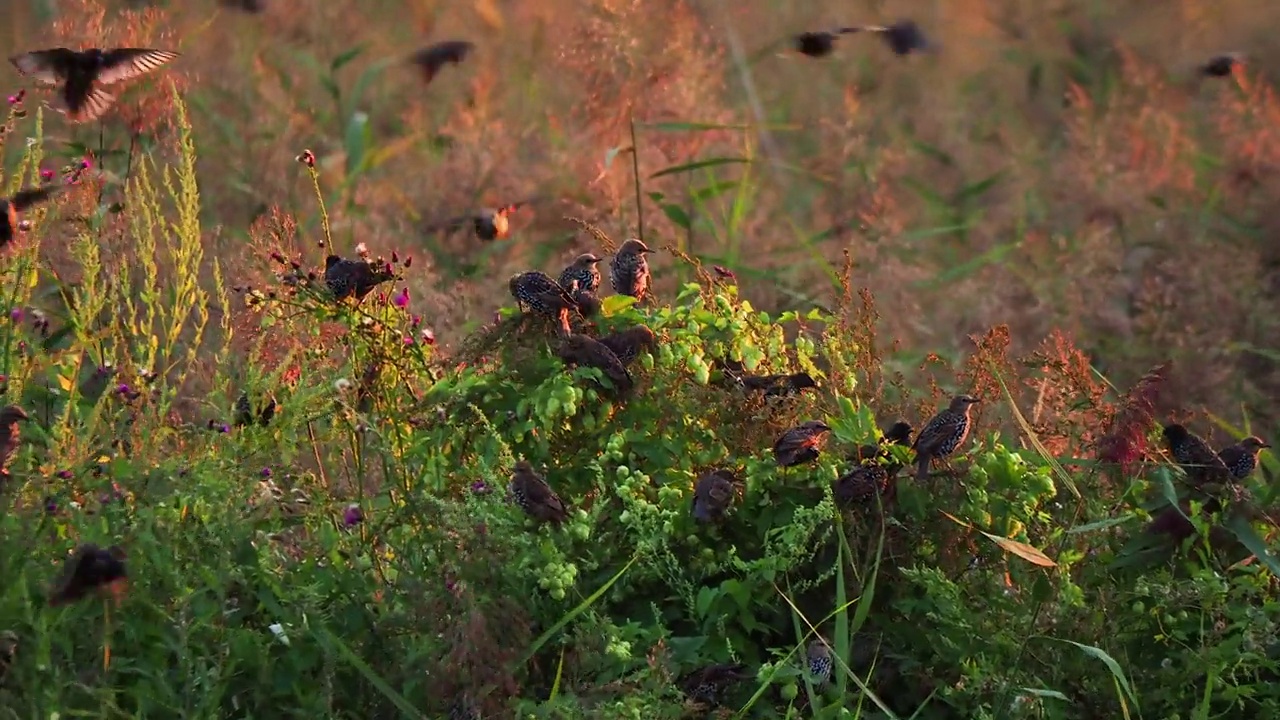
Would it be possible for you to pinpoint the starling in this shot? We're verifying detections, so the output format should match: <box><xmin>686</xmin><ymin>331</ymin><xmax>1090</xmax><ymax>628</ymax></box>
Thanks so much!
<box><xmin>1162</xmin><ymin>423</ymin><xmax>1232</xmax><ymax>489</ymax></box>
<box><xmin>0</xmin><ymin>185</ymin><xmax>61</xmax><ymax>249</ymax></box>
<box><xmin>509</xmin><ymin>461</ymin><xmax>569</xmax><ymax>525</ymax></box>
<box><xmin>556</xmin><ymin>333</ymin><xmax>633</xmax><ymax>395</ymax></box>
<box><xmin>558</xmin><ymin>253</ymin><xmax>603</xmax><ymax>295</ymax></box>
<box><xmin>740</xmin><ymin>372</ymin><xmax>818</xmax><ymax>398</ymax></box>
<box><xmin>324</xmin><ymin>254</ymin><xmax>395</xmax><ymax>301</ymax></box>
<box><xmin>861</xmin><ymin>20</ymin><xmax>933</xmax><ymax>56</ymax></box>
<box><xmin>428</xmin><ymin>200</ymin><xmax>536</xmax><ymax>241</ymax></box>
<box><xmin>409</xmin><ymin>41</ymin><xmax>475</xmax><ymax>85</ymax></box>
<box><xmin>609</xmin><ymin>238</ymin><xmax>654</xmax><ymax>301</ymax></box>
<box><xmin>48</xmin><ymin>543</ymin><xmax>128</xmax><ymax>607</ymax></box>
<box><xmin>852</xmin><ymin>420</ymin><xmax>914</xmax><ymax>463</ymax></box>
<box><xmin>913</xmin><ymin>395</ymin><xmax>980</xmax><ymax>481</ymax></box>
<box><xmin>834</xmin><ymin>462</ymin><xmax>890</xmax><ymax>508</ymax></box>
<box><xmin>805</xmin><ymin>640</ymin><xmax>833</xmax><ymax>686</ymax></box>
<box><xmin>1218</xmin><ymin>436</ymin><xmax>1270</xmax><ymax>480</ymax></box>
<box><xmin>773</xmin><ymin>420</ymin><xmax>832</xmax><ymax>467</ymax></box>
<box><xmin>597</xmin><ymin>325</ymin><xmax>657</xmax><ymax>366</ymax></box>
<box><xmin>1201</xmin><ymin>52</ymin><xmax>1244</xmax><ymax>78</ymax></box>
<box><xmin>570</xmin><ymin>289</ymin><xmax>602</xmax><ymax>318</ymax></box>
<box><xmin>9</xmin><ymin>47</ymin><xmax>180</xmax><ymax>123</ymax></box>
<box><xmin>679</xmin><ymin>662</ymin><xmax>751</xmax><ymax>707</ymax></box>
<box><xmin>692</xmin><ymin>469</ymin><xmax>738</xmax><ymax>523</ymax></box>
<box><xmin>0</xmin><ymin>405</ymin><xmax>27</xmax><ymax>482</ymax></box>
<box><xmin>234</xmin><ymin>392</ymin><xmax>277</xmax><ymax>428</ymax></box>
<box><xmin>219</xmin><ymin>0</ymin><xmax>265</xmax><ymax>11</ymax></box>
<box><xmin>793</xmin><ymin>28</ymin><xmax>860</xmax><ymax>58</ymax></box>
<box><xmin>509</xmin><ymin>271</ymin><xmax>576</xmax><ymax>335</ymax></box>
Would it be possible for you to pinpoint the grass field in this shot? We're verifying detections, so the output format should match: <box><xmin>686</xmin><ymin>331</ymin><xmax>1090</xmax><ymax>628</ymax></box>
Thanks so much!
<box><xmin>0</xmin><ymin>0</ymin><xmax>1278</xmax><ymax>717</ymax></box>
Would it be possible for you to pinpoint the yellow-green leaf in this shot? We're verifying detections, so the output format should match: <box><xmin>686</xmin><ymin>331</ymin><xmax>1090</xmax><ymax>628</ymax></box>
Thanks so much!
<box><xmin>981</xmin><ymin>531</ymin><xmax>1057</xmax><ymax>567</ymax></box>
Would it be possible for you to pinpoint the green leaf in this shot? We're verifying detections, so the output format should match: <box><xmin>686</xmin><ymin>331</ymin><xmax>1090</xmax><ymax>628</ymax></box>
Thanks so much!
<box><xmin>600</xmin><ymin>295</ymin><xmax>637</xmax><ymax>316</ymax></box>
<box><xmin>603</xmin><ymin>145</ymin><xmax>632</xmax><ymax>171</ymax></box>
<box><xmin>1054</xmin><ymin>639</ymin><xmax>1141</xmax><ymax>715</ymax></box>
<box><xmin>660</xmin><ymin>203</ymin><xmax>691</xmax><ymax>230</ymax></box>
<box><xmin>650</xmin><ymin>157</ymin><xmax>750</xmax><ymax>179</ymax></box>
<box><xmin>1222</xmin><ymin>513</ymin><xmax>1280</xmax><ymax>576</ymax></box>
<box><xmin>1067</xmin><ymin>515</ymin><xmax>1137</xmax><ymax>534</ymax></box>
<box><xmin>317</xmin><ymin>628</ymin><xmax>425</xmax><ymax>719</ymax></box>
<box><xmin>343</xmin><ymin>111</ymin><xmax>371</xmax><ymax>178</ymax></box>
<box><xmin>330</xmin><ymin>45</ymin><xmax>368</xmax><ymax>74</ymax></box>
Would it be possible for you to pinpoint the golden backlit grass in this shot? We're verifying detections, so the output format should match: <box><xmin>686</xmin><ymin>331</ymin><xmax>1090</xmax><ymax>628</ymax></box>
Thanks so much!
<box><xmin>2</xmin><ymin>0</ymin><xmax>1279</xmax><ymax>430</ymax></box>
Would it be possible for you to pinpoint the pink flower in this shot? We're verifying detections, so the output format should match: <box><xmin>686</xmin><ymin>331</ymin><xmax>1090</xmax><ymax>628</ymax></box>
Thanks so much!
<box><xmin>393</xmin><ymin>288</ymin><xmax>410</xmax><ymax>309</ymax></box>
<box><xmin>39</xmin><ymin>169</ymin><xmax>53</xmax><ymax>181</ymax></box>
<box><xmin>421</xmin><ymin>327</ymin><xmax>436</xmax><ymax>345</ymax></box>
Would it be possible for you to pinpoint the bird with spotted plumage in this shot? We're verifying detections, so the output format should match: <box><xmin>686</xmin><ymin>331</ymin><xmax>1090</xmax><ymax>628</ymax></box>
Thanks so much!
<box><xmin>773</xmin><ymin>420</ymin><xmax>832</xmax><ymax>467</ymax></box>
<box><xmin>1218</xmin><ymin>436</ymin><xmax>1270</xmax><ymax>480</ymax></box>
<box><xmin>1162</xmin><ymin>423</ymin><xmax>1232</xmax><ymax>490</ymax></box>
<box><xmin>0</xmin><ymin>185</ymin><xmax>61</xmax><ymax>250</ymax></box>
<box><xmin>509</xmin><ymin>461</ymin><xmax>569</xmax><ymax>525</ymax></box>
<box><xmin>597</xmin><ymin>325</ymin><xmax>657</xmax><ymax>367</ymax></box>
<box><xmin>609</xmin><ymin>238</ymin><xmax>653</xmax><ymax>302</ymax></box>
<box><xmin>47</xmin><ymin>543</ymin><xmax>128</xmax><ymax>607</ymax></box>
<box><xmin>324</xmin><ymin>254</ymin><xmax>396</xmax><ymax>302</ymax></box>
<box><xmin>836</xmin><ymin>421</ymin><xmax>913</xmax><ymax>509</ymax></box>
<box><xmin>509</xmin><ymin>271</ymin><xmax>577</xmax><ymax>336</ymax></box>
<box><xmin>913</xmin><ymin>395</ymin><xmax>979</xmax><ymax>481</ymax></box>
<box><xmin>740</xmin><ymin>371</ymin><xmax>818</xmax><ymax>398</ymax></box>
<box><xmin>679</xmin><ymin>662</ymin><xmax>752</xmax><ymax>708</ymax></box>
<box><xmin>10</xmin><ymin>47</ymin><xmax>180</xmax><ymax>123</ymax></box>
<box><xmin>558</xmin><ymin>253</ymin><xmax>603</xmax><ymax>295</ymax></box>
<box><xmin>0</xmin><ymin>405</ymin><xmax>27</xmax><ymax>485</ymax></box>
<box><xmin>556</xmin><ymin>333</ymin><xmax>633</xmax><ymax>396</ymax></box>
<box><xmin>805</xmin><ymin>639</ymin><xmax>833</xmax><ymax>686</ymax></box>
<box><xmin>692</xmin><ymin>469</ymin><xmax>738</xmax><ymax>523</ymax></box>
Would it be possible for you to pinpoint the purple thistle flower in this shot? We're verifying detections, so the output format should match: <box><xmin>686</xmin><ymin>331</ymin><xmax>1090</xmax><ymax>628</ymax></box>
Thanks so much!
<box><xmin>411</xmin><ymin>314</ymin><xmax>421</xmax><ymax>328</ymax></box>
<box><xmin>393</xmin><ymin>287</ymin><xmax>410</xmax><ymax>309</ymax></box>
<box><xmin>6</xmin><ymin>96</ymin><xmax>15</xmax><ymax>105</ymax></box>
<box><xmin>470</xmin><ymin>480</ymin><xmax>489</xmax><ymax>495</ymax></box>
<box><xmin>80</xmin><ymin>157</ymin><xmax>92</xmax><ymax>170</ymax></box>
<box><xmin>343</xmin><ymin>504</ymin><xmax>363</xmax><ymax>527</ymax></box>
<box><xmin>219</xmin><ymin>423</ymin><xmax>231</xmax><ymax>433</ymax></box>
<box><xmin>261</xmin><ymin>467</ymin><xmax>272</xmax><ymax>478</ymax></box>
<box><xmin>8</xmin><ymin>307</ymin><xmax>22</xmax><ymax>323</ymax></box>
<box><xmin>40</xmin><ymin>168</ymin><xmax>53</xmax><ymax>181</ymax></box>
<box><xmin>403</xmin><ymin>336</ymin><xmax>414</xmax><ymax>345</ymax></box>
<box><xmin>44</xmin><ymin>496</ymin><xmax>57</xmax><ymax>514</ymax></box>
<box><xmin>56</xmin><ymin>469</ymin><xmax>73</xmax><ymax>479</ymax></box>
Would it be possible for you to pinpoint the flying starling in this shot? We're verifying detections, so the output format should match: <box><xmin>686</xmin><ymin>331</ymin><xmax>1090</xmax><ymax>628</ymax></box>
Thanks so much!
<box><xmin>860</xmin><ymin>20</ymin><xmax>933</xmax><ymax>56</ymax></box>
<box><xmin>793</xmin><ymin>28</ymin><xmax>861</xmax><ymax>58</ymax></box>
<box><xmin>773</xmin><ymin>420</ymin><xmax>832</xmax><ymax>467</ymax></box>
<box><xmin>1200</xmin><ymin>52</ymin><xmax>1244</xmax><ymax>78</ymax></box>
<box><xmin>220</xmin><ymin>0</ymin><xmax>265</xmax><ymax>11</ymax></box>
<box><xmin>47</xmin><ymin>543</ymin><xmax>128</xmax><ymax>607</ymax></box>
<box><xmin>806</xmin><ymin>640</ymin><xmax>833</xmax><ymax>686</ymax></box>
<box><xmin>409</xmin><ymin>41</ymin><xmax>475</xmax><ymax>86</ymax></box>
<box><xmin>509</xmin><ymin>271</ymin><xmax>576</xmax><ymax>335</ymax></box>
<box><xmin>597</xmin><ymin>325</ymin><xmax>657</xmax><ymax>366</ymax></box>
<box><xmin>913</xmin><ymin>395</ymin><xmax>980</xmax><ymax>481</ymax></box>
<box><xmin>9</xmin><ymin>47</ymin><xmax>180</xmax><ymax>123</ymax></box>
<box><xmin>1162</xmin><ymin>423</ymin><xmax>1233</xmax><ymax>489</ymax></box>
<box><xmin>234</xmin><ymin>392</ymin><xmax>277</xmax><ymax>428</ymax></box>
<box><xmin>1218</xmin><ymin>436</ymin><xmax>1270</xmax><ymax>480</ymax></box>
<box><xmin>609</xmin><ymin>238</ymin><xmax>654</xmax><ymax>301</ymax></box>
<box><xmin>509</xmin><ymin>460</ymin><xmax>569</xmax><ymax>525</ymax></box>
<box><xmin>0</xmin><ymin>185</ymin><xmax>60</xmax><ymax>249</ymax></box>
<box><xmin>740</xmin><ymin>372</ymin><xmax>818</xmax><ymax>398</ymax></box>
<box><xmin>0</xmin><ymin>405</ymin><xmax>28</xmax><ymax>483</ymax></box>
<box><xmin>692</xmin><ymin>469</ymin><xmax>738</xmax><ymax>523</ymax></box>
<box><xmin>558</xmin><ymin>253</ymin><xmax>603</xmax><ymax>295</ymax></box>
<box><xmin>556</xmin><ymin>333</ymin><xmax>633</xmax><ymax>395</ymax></box>
<box><xmin>324</xmin><ymin>254</ymin><xmax>396</xmax><ymax>302</ymax></box>
<box><xmin>428</xmin><ymin>200</ymin><xmax>536</xmax><ymax>241</ymax></box>
<box><xmin>680</xmin><ymin>662</ymin><xmax>752</xmax><ymax>707</ymax></box>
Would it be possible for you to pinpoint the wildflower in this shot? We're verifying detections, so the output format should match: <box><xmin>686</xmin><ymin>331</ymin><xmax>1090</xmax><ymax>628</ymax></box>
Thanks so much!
<box><xmin>421</xmin><ymin>327</ymin><xmax>436</xmax><ymax>345</ymax></box>
<box><xmin>296</xmin><ymin>149</ymin><xmax>315</xmax><ymax>167</ymax></box>
<box><xmin>39</xmin><ymin>168</ymin><xmax>53</xmax><ymax>181</ymax></box>
<box><xmin>355</xmin><ymin>242</ymin><xmax>369</xmax><ymax>258</ymax></box>
<box><xmin>79</xmin><ymin>157</ymin><xmax>92</xmax><ymax>171</ymax></box>
<box><xmin>334</xmin><ymin>378</ymin><xmax>352</xmax><ymax>393</ymax></box>
<box><xmin>470</xmin><ymin>480</ymin><xmax>489</xmax><ymax>495</ymax></box>
<box><xmin>343</xmin><ymin>504</ymin><xmax>363</xmax><ymax>527</ymax></box>
<box><xmin>116</xmin><ymin>383</ymin><xmax>130</xmax><ymax>395</ymax></box>
<box><xmin>6</xmin><ymin>90</ymin><xmax>23</xmax><ymax>105</ymax></box>
<box><xmin>56</xmin><ymin>469</ymin><xmax>73</xmax><ymax>479</ymax></box>
<box><xmin>261</xmin><ymin>467</ymin><xmax>272</xmax><ymax>478</ymax></box>
<box><xmin>393</xmin><ymin>287</ymin><xmax>410</xmax><ymax>309</ymax></box>
<box><xmin>404</xmin><ymin>256</ymin><xmax>413</xmax><ymax>268</ymax></box>
<box><xmin>403</xmin><ymin>335</ymin><xmax>414</xmax><ymax>345</ymax></box>
<box><xmin>270</xmin><ymin>251</ymin><xmax>286</xmax><ymax>264</ymax></box>
<box><xmin>391</xmin><ymin>250</ymin><xmax>399</xmax><ymax>263</ymax></box>
<box><xmin>43</xmin><ymin>496</ymin><xmax>57</xmax><ymax>514</ymax></box>
<box><xmin>411</xmin><ymin>314</ymin><xmax>422</xmax><ymax>327</ymax></box>
<box><xmin>8</xmin><ymin>308</ymin><xmax>21</xmax><ymax>323</ymax></box>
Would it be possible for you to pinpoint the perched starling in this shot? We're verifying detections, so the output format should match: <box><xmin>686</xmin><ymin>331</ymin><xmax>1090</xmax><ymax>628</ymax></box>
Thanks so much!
<box><xmin>556</xmin><ymin>333</ymin><xmax>633</xmax><ymax>395</ymax></box>
<box><xmin>773</xmin><ymin>420</ymin><xmax>832</xmax><ymax>467</ymax></box>
<box><xmin>570</xmin><ymin>289</ymin><xmax>601</xmax><ymax>318</ymax></box>
<box><xmin>609</xmin><ymin>238</ymin><xmax>654</xmax><ymax>301</ymax></box>
<box><xmin>0</xmin><ymin>405</ymin><xmax>27</xmax><ymax>482</ymax></box>
<box><xmin>409</xmin><ymin>41</ymin><xmax>475</xmax><ymax>85</ymax></box>
<box><xmin>1218</xmin><ymin>436</ymin><xmax>1270</xmax><ymax>480</ymax></box>
<box><xmin>740</xmin><ymin>372</ymin><xmax>818</xmax><ymax>398</ymax></box>
<box><xmin>558</xmin><ymin>253</ymin><xmax>603</xmax><ymax>295</ymax></box>
<box><xmin>324</xmin><ymin>254</ymin><xmax>395</xmax><ymax>301</ymax></box>
<box><xmin>428</xmin><ymin>200</ymin><xmax>536</xmax><ymax>241</ymax></box>
<box><xmin>834</xmin><ymin>462</ymin><xmax>890</xmax><ymax>508</ymax></box>
<box><xmin>680</xmin><ymin>662</ymin><xmax>751</xmax><ymax>707</ymax></box>
<box><xmin>597</xmin><ymin>325</ymin><xmax>657</xmax><ymax>366</ymax></box>
<box><xmin>913</xmin><ymin>395</ymin><xmax>980</xmax><ymax>481</ymax></box>
<box><xmin>234</xmin><ymin>392</ymin><xmax>277</xmax><ymax>428</ymax></box>
<box><xmin>509</xmin><ymin>271</ymin><xmax>576</xmax><ymax>335</ymax></box>
<box><xmin>805</xmin><ymin>640</ymin><xmax>833</xmax><ymax>686</ymax></box>
<box><xmin>0</xmin><ymin>185</ymin><xmax>60</xmax><ymax>249</ymax></box>
<box><xmin>1201</xmin><ymin>52</ymin><xmax>1244</xmax><ymax>78</ymax></box>
<box><xmin>793</xmin><ymin>28</ymin><xmax>860</xmax><ymax>58</ymax></box>
<box><xmin>1162</xmin><ymin>423</ymin><xmax>1232</xmax><ymax>489</ymax></box>
<box><xmin>48</xmin><ymin>543</ymin><xmax>128</xmax><ymax>607</ymax></box>
<box><xmin>509</xmin><ymin>460</ymin><xmax>569</xmax><ymax>525</ymax></box>
<box><xmin>852</xmin><ymin>420</ymin><xmax>914</xmax><ymax>464</ymax></box>
<box><xmin>692</xmin><ymin>469</ymin><xmax>738</xmax><ymax>523</ymax></box>
<box><xmin>10</xmin><ymin>47</ymin><xmax>180</xmax><ymax>123</ymax></box>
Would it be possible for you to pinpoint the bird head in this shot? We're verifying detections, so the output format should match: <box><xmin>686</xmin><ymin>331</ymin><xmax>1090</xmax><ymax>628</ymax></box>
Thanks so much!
<box><xmin>1241</xmin><ymin>436</ymin><xmax>1271</xmax><ymax>452</ymax></box>
<box><xmin>790</xmin><ymin>372</ymin><xmax>818</xmax><ymax>390</ymax></box>
<box><xmin>950</xmin><ymin>394</ymin><xmax>981</xmax><ymax>411</ymax></box>
<box><xmin>618</xmin><ymin>238</ymin><xmax>652</xmax><ymax>255</ymax></box>
<box><xmin>884</xmin><ymin>420</ymin><xmax>914</xmax><ymax>445</ymax></box>
<box><xmin>513</xmin><ymin>460</ymin><xmax>534</xmax><ymax>474</ymax></box>
<box><xmin>507</xmin><ymin>273</ymin><xmax>524</xmax><ymax>294</ymax></box>
<box><xmin>0</xmin><ymin>405</ymin><xmax>28</xmax><ymax>424</ymax></box>
<box><xmin>324</xmin><ymin>255</ymin><xmax>342</xmax><ymax>270</ymax></box>
<box><xmin>629</xmin><ymin>325</ymin><xmax>658</xmax><ymax>345</ymax></box>
<box><xmin>1162</xmin><ymin>423</ymin><xmax>1189</xmax><ymax>443</ymax></box>
<box><xmin>802</xmin><ymin>420</ymin><xmax>832</xmax><ymax>433</ymax></box>
<box><xmin>574</xmin><ymin>252</ymin><xmax>603</xmax><ymax>266</ymax></box>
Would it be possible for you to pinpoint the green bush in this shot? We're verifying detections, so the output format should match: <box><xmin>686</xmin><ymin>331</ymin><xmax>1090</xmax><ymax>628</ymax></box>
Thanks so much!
<box><xmin>0</xmin><ymin>99</ymin><xmax>1278</xmax><ymax>720</ymax></box>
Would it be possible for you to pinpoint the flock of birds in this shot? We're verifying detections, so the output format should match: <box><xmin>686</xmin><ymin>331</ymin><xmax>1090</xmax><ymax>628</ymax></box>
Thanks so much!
<box><xmin>0</xmin><ymin>16</ymin><xmax>1268</xmax><ymax>716</ymax></box>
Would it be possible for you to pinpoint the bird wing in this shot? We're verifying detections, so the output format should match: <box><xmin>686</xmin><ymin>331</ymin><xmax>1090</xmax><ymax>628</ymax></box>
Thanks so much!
<box><xmin>9</xmin><ymin>49</ymin><xmax>78</xmax><ymax>85</ymax></box>
<box><xmin>54</xmin><ymin>85</ymin><xmax>117</xmax><ymax>123</ymax></box>
<box><xmin>96</xmin><ymin>49</ymin><xmax>180</xmax><ymax>85</ymax></box>
<box><xmin>9</xmin><ymin>185</ymin><xmax>59</xmax><ymax>212</ymax></box>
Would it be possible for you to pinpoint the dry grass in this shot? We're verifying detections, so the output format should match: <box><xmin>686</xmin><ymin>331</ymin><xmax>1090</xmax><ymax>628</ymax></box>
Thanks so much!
<box><xmin>2</xmin><ymin>0</ymin><xmax>1279</xmax><ymax>432</ymax></box>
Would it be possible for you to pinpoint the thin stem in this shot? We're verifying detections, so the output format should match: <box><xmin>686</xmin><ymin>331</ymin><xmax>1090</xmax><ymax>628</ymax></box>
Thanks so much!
<box><xmin>308</xmin><ymin>166</ymin><xmax>333</xmax><ymax>256</ymax></box>
<box><xmin>628</xmin><ymin>114</ymin><xmax>644</xmax><ymax>243</ymax></box>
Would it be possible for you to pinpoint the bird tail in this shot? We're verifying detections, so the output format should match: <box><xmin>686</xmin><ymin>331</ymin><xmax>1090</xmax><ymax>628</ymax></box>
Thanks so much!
<box><xmin>915</xmin><ymin>455</ymin><xmax>931</xmax><ymax>481</ymax></box>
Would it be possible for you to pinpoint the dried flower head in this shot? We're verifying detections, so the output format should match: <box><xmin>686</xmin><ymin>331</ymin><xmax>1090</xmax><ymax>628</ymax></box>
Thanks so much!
<box><xmin>296</xmin><ymin>149</ymin><xmax>316</xmax><ymax>167</ymax></box>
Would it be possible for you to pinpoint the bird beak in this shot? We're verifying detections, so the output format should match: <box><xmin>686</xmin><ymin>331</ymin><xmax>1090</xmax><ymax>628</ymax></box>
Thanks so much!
<box><xmin>1263</xmin><ymin>442</ymin><xmax>1273</xmax><ymax>449</ymax></box>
